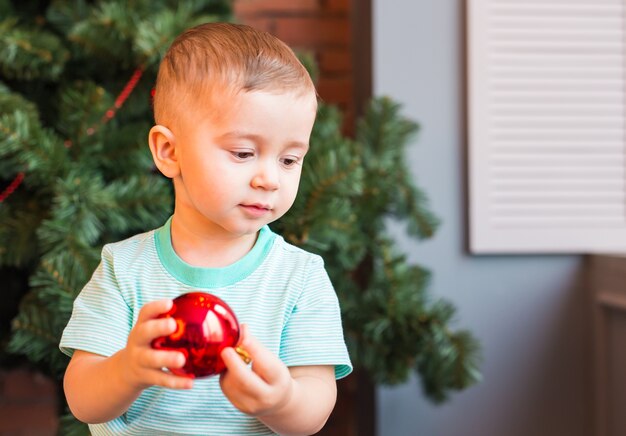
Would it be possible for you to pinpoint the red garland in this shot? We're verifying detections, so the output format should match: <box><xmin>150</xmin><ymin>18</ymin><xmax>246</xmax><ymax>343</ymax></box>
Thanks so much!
<box><xmin>1</xmin><ymin>67</ymin><xmax>145</xmax><ymax>203</ymax></box>
<box><xmin>0</xmin><ymin>172</ymin><xmax>25</xmax><ymax>203</ymax></box>
<box><xmin>100</xmin><ymin>67</ymin><xmax>145</xmax><ymax>125</ymax></box>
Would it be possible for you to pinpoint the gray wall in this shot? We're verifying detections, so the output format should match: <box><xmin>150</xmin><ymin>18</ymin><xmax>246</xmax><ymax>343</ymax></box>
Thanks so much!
<box><xmin>373</xmin><ymin>1</ymin><xmax>591</xmax><ymax>435</ymax></box>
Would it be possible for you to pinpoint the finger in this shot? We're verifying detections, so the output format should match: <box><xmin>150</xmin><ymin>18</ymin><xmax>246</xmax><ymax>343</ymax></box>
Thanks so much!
<box><xmin>222</xmin><ymin>347</ymin><xmax>255</xmax><ymax>379</ymax></box>
<box><xmin>139</xmin><ymin>348</ymin><xmax>186</xmax><ymax>370</ymax></box>
<box><xmin>137</xmin><ymin>299</ymin><xmax>174</xmax><ymax>324</ymax></box>
<box><xmin>148</xmin><ymin>369</ymin><xmax>194</xmax><ymax>390</ymax></box>
<box><xmin>132</xmin><ymin>317</ymin><xmax>178</xmax><ymax>345</ymax></box>
<box><xmin>222</xmin><ymin>346</ymin><xmax>267</xmax><ymax>389</ymax></box>
<box><xmin>238</xmin><ymin>329</ymin><xmax>287</xmax><ymax>385</ymax></box>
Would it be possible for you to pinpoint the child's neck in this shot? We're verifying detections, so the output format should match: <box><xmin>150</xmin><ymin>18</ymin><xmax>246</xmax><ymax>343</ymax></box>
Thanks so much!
<box><xmin>169</xmin><ymin>217</ymin><xmax>257</xmax><ymax>268</ymax></box>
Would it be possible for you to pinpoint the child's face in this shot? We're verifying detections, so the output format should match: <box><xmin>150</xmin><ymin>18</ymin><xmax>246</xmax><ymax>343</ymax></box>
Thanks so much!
<box><xmin>173</xmin><ymin>89</ymin><xmax>317</xmax><ymax>238</ymax></box>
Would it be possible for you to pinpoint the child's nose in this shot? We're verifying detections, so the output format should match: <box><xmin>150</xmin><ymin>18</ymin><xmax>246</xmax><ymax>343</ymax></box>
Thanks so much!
<box><xmin>251</xmin><ymin>162</ymin><xmax>280</xmax><ymax>191</ymax></box>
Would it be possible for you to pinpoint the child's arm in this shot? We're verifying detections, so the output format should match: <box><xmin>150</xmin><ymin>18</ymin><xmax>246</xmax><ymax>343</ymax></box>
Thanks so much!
<box><xmin>63</xmin><ymin>299</ymin><xmax>192</xmax><ymax>423</ymax></box>
<box><xmin>220</xmin><ymin>325</ymin><xmax>337</xmax><ymax>436</ymax></box>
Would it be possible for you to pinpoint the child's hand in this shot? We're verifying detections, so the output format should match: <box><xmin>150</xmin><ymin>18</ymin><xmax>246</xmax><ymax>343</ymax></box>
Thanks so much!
<box><xmin>219</xmin><ymin>324</ymin><xmax>294</xmax><ymax>416</ymax></box>
<box><xmin>120</xmin><ymin>299</ymin><xmax>193</xmax><ymax>391</ymax></box>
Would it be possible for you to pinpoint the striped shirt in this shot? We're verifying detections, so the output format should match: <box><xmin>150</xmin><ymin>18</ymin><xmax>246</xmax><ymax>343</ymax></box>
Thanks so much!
<box><xmin>60</xmin><ymin>218</ymin><xmax>352</xmax><ymax>435</ymax></box>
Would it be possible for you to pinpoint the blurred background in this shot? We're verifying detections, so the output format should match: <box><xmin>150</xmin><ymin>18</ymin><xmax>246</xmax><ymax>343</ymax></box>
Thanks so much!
<box><xmin>5</xmin><ymin>0</ymin><xmax>626</xmax><ymax>435</ymax></box>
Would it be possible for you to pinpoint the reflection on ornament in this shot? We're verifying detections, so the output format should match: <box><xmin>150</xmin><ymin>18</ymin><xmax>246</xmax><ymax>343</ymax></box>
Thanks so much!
<box><xmin>151</xmin><ymin>292</ymin><xmax>243</xmax><ymax>378</ymax></box>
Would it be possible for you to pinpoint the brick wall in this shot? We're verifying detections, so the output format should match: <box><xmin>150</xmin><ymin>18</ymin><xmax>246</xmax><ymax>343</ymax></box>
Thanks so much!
<box><xmin>234</xmin><ymin>0</ymin><xmax>356</xmax><ymax>133</ymax></box>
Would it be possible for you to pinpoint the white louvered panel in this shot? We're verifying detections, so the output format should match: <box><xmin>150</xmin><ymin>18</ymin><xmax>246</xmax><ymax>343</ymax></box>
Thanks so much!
<box><xmin>468</xmin><ymin>0</ymin><xmax>626</xmax><ymax>253</ymax></box>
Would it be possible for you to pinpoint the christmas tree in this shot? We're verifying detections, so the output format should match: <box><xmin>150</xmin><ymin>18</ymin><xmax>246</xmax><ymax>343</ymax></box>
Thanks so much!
<box><xmin>0</xmin><ymin>0</ymin><xmax>481</xmax><ymax>433</ymax></box>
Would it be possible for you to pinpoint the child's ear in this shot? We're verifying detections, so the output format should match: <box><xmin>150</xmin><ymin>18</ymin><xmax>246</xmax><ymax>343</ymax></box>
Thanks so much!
<box><xmin>148</xmin><ymin>125</ymin><xmax>179</xmax><ymax>178</ymax></box>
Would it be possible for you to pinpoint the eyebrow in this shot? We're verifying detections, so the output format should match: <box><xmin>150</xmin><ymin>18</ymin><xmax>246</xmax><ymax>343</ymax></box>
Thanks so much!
<box><xmin>217</xmin><ymin>131</ymin><xmax>310</xmax><ymax>151</ymax></box>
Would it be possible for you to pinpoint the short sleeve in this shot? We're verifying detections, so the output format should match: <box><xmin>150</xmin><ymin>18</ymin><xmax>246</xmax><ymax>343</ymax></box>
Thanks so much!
<box><xmin>279</xmin><ymin>256</ymin><xmax>353</xmax><ymax>379</ymax></box>
<box><xmin>59</xmin><ymin>245</ymin><xmax>132</xmax><ymax>358</ymax></box>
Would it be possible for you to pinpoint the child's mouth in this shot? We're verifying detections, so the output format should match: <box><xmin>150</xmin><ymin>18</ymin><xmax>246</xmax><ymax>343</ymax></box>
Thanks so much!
<box><xmin>240</xmin><ymin>204</ymin><xmax>271</xmax><ymax>217</ymax></box>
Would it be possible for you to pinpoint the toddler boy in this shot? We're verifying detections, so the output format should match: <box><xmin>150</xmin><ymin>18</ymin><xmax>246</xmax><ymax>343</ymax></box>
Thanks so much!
<box><xmin>60</xmin><ymin>22</ymin><xmax>352</xmax><ymax>435</ymax></box>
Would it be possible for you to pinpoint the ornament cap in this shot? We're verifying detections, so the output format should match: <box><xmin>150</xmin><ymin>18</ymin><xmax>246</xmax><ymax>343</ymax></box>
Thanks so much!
<box><xmin>235</xmin><ymin>346</ymin><xmax>251</xmax><ymax>364</ymax></box>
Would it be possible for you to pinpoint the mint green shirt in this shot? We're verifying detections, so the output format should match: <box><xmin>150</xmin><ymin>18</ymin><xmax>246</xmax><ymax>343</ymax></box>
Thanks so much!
<box><xmin>60</xmin><ymin>218</ymin><xmax>352</xmax><ymax>435</ymax></box>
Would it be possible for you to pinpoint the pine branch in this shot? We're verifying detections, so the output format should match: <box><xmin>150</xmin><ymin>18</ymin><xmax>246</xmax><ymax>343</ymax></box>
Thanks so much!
<box><xmin>56</xmin><ymin>80</ymin><xmax>113</xmax><ymax>140</ymax></box>
<box><xmin>8</xmin><ymin>290</ymin><xmax>71</xmax><ymax>376</ymax></box>
<box><xmin>355</xmin><ymin>96</ymin><xmax>440</xmax><ymax>239</ymax></box>
<box><xmin>0</xmin><ymin>110</ymin><xmax>37</xmax><ymax>159</ymax></box>
<box><xmin>391</xmin><ymin>168</ymin><xmax>440</xmax><ymax>239</ymax></box>
<box><xmin>0</xmin><ymin>203</ymin><xmax>45</xmax><ymax>267</ymax></box>
<box><xmin>414</xmin><ymin>321</ymin><xmax>483</xmax><ymax>403</ymax></box>
<box><xmin>357</xmin><ymin>96</ymin><xmax>419</xmax><ymax>159</ymax></box>
<box><xmin>302</xmin><ymin>158</ymin><xmax>360</xmax><ymax>234</ymax></box>
<box><xmin>45</xmin><ymin>0</ymin><xmax>92</xmax><ymax>35</ymax></box>
<box><xmin>0</xmin><ymin>18</ymin><xmax>69</xmax><ymax>80</ymax></box>
<box><xmin>99</xmin><ymin>174</ymin><xmax>173</xmax><ymax>235</ymax></box>
<box><xmin>0</xmin><ymin>107</ymin><xmax>69</xmax><ymax>187</ymax></box>
<box><xmin>339</xmin><ymin>237</ymin><xmax>482</xmax><ymax>398</ymax></box>
<box><xmin>67</xmin><ymin>2</ymin><xmax>137</xmax><ymax>65</ymax></box>
<box><xmin>134</xmin><ymin>4</ymin><xmax>223</xmax><ymax>64</ymax></box>
<box><xmin>276</xmin><ymin>103</ymin><xmax>363</xmax><ymax>258</ymax></box>
<box><xmin>30</xmin><ymin>258</ymin><xmax>84</xmax><ymax>305</ymax></box>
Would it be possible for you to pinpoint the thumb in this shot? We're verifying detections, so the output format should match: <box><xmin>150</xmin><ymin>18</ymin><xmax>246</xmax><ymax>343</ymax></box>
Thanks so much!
<box><xmin>237</xmin><ymin>324</ymin><xmax>286</xmax><ymax>385</ymax></box>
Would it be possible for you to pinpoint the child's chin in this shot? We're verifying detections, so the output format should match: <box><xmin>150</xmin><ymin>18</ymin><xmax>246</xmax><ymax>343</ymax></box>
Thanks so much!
<box><xmin>225</xmin><ymin>222</ymin><xmax>266</xmax><ymax>236</ymax></box>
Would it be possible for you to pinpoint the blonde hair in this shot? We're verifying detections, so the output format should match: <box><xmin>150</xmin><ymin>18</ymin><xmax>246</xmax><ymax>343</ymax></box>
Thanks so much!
<box><xmin>153</xmin><ymin>22</ymin><xmax>316</xmax><ymax>127</ymax></box>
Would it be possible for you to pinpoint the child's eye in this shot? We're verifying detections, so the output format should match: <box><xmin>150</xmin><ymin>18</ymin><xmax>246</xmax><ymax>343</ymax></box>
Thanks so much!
<box><xmin>232</xmin><ymin>151</ymin><xmax>254</xmax><ymax>160</ymax></box>
<box><xmin>281</xmin><ymin>156</ymin><xmax>300</xmax><ymax>167</ymax></box>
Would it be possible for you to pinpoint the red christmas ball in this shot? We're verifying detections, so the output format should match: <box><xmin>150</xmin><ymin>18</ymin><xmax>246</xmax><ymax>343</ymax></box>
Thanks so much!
<box><xmin>151</xmin><ymin>292</ymin><xmax>241</xmax><ymax>378</ymax></box>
